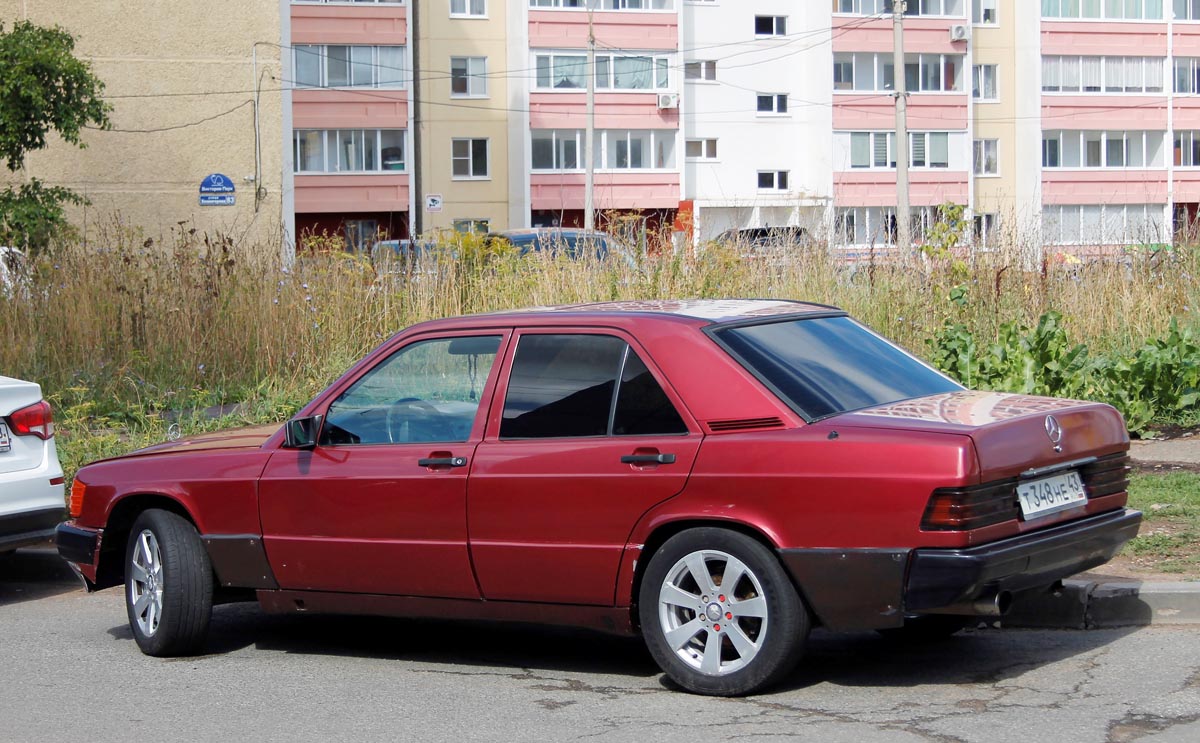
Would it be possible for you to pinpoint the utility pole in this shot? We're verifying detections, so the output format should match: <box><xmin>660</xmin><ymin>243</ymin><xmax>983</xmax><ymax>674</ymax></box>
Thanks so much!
<box><xmin>584</xmin><ymin>9</ymin><xmax>596</xmax><ymax>231</ymax></box>
<box><xmin>893</xmin><ymin>2</ymin><xmax>911</xmax><ymax>257</ymax></box>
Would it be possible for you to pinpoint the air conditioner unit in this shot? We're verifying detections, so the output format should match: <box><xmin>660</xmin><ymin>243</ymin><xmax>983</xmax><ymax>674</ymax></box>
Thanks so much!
<box><xmin>657</xmin><ymin>93</ymin><xmax>680</xmax><ymax>109</ymax></box>
<box><xmin>949</xmin><ymin>24</ymin><xmax>970</xmax><ymax>42</ymax></box>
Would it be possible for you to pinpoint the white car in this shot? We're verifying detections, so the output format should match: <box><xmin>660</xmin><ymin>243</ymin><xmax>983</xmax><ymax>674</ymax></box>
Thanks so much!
<box><xmin>0</xmin><ymin>376</ymin><xmax>65</xmax><ymax>554</ymax></box>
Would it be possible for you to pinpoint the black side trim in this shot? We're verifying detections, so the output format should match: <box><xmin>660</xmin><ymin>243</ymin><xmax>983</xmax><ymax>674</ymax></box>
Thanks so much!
<box><xmin>905</xmin><ymin>508</ymin><xmax>1143</xmax><ymax>612</ymax></box>
<box><xmin>202</xmin><ymin>534</ymin><xmax>279</xmax><ymax>589</ymax></box>
<box><xmin>55</xmin><ymin>522</ymin><xmax>100</xmax><ymax>565</ymax></box>
<box><xmin>777</xmin><ymin>548</ymin><xmax>910</xmax><ymax>631</ymax></box>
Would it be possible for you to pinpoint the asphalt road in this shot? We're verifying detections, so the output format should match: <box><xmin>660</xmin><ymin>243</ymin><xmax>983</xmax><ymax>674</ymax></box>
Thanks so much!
<box><xmin>3</xmin><ymin>547</ymin><xmax>1199</xmax><ymax>743</ymax></box>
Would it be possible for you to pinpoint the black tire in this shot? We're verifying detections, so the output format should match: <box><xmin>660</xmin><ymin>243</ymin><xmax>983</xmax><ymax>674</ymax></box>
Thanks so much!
<box><xmin>877</xmin><ymin>615</ymin><xmax>970</xmax><ymax>643</ymax></box>
<box><xmin>124</xmin><ymin>509</ymin><xmax>213</xmax><ymax>656</ymax></box>
<box><xmin>638</xmin><ymin>528</ymin><xmax>810</xmax><ymax>696</ymax></box>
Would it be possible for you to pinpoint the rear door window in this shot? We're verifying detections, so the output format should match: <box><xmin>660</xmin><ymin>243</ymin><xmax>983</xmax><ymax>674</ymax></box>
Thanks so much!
<box><xmin>500</xmin><ymin>334</ymin><xmax>687</xmax><ymax>438</ymax></box>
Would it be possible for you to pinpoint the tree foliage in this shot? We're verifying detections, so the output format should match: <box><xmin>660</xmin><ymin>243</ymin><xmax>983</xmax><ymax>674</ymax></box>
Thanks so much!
<box><xmin>0</xmin><ymin>20</ymin><xmax>110</xmax><ymax>250</ymax></box>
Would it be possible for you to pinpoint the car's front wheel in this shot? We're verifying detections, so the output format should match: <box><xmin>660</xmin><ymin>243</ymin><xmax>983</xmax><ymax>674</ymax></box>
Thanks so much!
<box><xmin>125</xmin><ymin>509</ymin><xmax>213</xmax><ymax>656</ymax></box>
<box><xmin>638</xmin><ymin>528</ymin><xmax>810</xmax><ymax>696</ymax></box>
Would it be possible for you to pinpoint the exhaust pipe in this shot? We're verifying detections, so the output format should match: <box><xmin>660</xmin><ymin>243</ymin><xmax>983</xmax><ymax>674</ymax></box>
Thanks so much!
<box><xmin>926</xmin><ymin>590</ymin><xmax>1012</xmax><ymax>617</ymax></box>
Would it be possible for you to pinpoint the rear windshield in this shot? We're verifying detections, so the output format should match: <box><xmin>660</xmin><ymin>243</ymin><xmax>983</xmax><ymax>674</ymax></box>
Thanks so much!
<box><xmin>712</xmin><ymin>316</ymin><xmax>962</xmax><ymax>421</ymax></box>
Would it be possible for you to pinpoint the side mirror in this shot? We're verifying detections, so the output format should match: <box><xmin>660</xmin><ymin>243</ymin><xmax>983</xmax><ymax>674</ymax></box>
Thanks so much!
<box><xmin>283</xmin><ymin>415</ymin><xmax>322</xmax><ymax>450</ymax></box>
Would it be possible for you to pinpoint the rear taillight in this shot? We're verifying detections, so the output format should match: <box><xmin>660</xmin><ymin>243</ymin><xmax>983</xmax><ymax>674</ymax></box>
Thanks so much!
<box><xmin>70</xmin><ymin>479</ymin><xmax>87</xmax><ymax>518</ymax></box>
<box><xmin>9</xmin><ymin>399</ymin><xmax>54</xmax><ymax>440</ymax></box>
<box><xmin>922</xmin><ymin>481</ymin><xmax>1019</xmax><ymax>531</ymax></box>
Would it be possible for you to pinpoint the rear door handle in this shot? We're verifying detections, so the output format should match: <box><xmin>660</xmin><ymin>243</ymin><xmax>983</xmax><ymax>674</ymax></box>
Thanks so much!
<box><xmin>621</xmin><ymin>453</ymin><xmax>676</xmax><ymax>465</ymax></box>
<box><xmin>418</xmin><ymin>456</ymin><xmax>468</xmax><ymax>467</ymax></box>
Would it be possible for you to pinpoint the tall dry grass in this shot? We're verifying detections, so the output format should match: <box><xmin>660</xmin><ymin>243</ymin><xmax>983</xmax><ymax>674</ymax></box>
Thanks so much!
<box><xmin>2</xmin><ymin>222</ymin><xmax>1197</xmax><ymax>426</ymax></box>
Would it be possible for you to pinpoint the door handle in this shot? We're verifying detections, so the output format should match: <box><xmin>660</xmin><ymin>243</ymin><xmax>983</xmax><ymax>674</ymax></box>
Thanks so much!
<box><xmin>621</xmin><ymin>453</ymin><xmax>676</xmax><ymax>465</ymax></box>
<box><xmin>418</xmin><ymin>456</ymin><xmax>468</xmax><ymax>467</ymax></box>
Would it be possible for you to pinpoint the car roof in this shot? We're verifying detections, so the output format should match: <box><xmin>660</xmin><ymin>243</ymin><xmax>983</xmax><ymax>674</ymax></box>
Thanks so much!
<box><xmin>410</xmin><ymin>299</ymin><xmax>843</xmax><ymax>333</ymax></box>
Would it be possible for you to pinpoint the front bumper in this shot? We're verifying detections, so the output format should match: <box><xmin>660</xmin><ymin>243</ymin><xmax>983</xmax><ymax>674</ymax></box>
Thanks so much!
<box><xmin>779</xmin><ymin>508</ymin><xmax>1142</xmax><ymax>631</ymax></box>
<box><xmin>0</xmin><ymin>507</ymin><xmax>66</xmax><ymax>552</ymax></box>
<box><xmin>55</xmin><ymin>522</ymin><xmax>103</xmax><ymax>588</ymax></box>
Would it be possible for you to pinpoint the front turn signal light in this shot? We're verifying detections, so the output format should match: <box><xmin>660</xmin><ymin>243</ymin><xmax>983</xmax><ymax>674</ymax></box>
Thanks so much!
<box><xmin>70</xmin><ymin>479</ymin><xmax>88</xmax><ymax>518</ymax></box>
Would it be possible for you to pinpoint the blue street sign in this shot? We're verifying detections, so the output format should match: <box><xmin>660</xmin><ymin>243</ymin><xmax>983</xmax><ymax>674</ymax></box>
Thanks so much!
<box><xmin>200</xmin><ymin>174</ymin><xmax>236</xmax><ymax>194</ymax></box>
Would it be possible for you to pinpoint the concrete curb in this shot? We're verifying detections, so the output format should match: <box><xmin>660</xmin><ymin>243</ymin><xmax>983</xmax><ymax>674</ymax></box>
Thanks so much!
<box><xmin>1004</xmin><ymin>579</ymin><xmax>1200</xmax><ymax>629</ymax></box>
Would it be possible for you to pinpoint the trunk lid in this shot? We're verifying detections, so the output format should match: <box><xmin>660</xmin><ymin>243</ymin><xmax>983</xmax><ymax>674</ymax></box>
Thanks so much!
<box><xmin>838</xmin><ymin>391</ymin><xmax>1129</xmax><ymax>480</ymax></box>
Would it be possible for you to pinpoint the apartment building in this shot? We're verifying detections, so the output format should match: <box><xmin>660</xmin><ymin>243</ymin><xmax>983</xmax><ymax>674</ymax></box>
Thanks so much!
<box><xmin>523</xmin><ymin>2</ymin><xmax>682</xmax><ymax>233</ymax></box>
<box><xmin>683</xmin><ymin>2</ymin><xmax>833</xmax><ymax>241</ymax></box>
<box><xmin>11</xmin><ymin>0</ymin><xmax>1200</xmax><ymax>252</ymax></box>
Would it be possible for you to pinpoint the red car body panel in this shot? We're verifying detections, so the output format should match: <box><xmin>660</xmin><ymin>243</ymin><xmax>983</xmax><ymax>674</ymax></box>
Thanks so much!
<box><xmin>57</xmin><ymin>300</ymin><xmax>1139</xmax><ymax>637</ymax></box>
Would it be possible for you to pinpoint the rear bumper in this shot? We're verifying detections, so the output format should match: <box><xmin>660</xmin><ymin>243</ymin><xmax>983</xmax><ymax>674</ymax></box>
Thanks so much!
<box><xmin>904</xmin><ymin>508</ymin><xmax>1143</xmax><ymax>612</ymax></box>
<box><xmin>779</xmin><ymin>508</ymin><xmax>1142</xmax><ymax>631</ymax></box>
<box><xmin>0</xmin><ymin>507</ymin><xmax>66</xmax><ymax>552</ymax></box>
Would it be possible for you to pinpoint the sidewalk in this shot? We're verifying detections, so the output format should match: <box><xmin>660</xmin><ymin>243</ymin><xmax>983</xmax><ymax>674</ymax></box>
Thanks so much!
<box><xmin>1005</xmin><ymin>438</ymin><xmax>1200</xmax><ymax>628</ymax></box>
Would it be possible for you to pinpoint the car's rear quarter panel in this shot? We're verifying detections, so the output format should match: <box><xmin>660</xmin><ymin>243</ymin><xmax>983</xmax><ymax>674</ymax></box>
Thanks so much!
<box><xmin>629</xmin><ymin>424</ymin><xmax>978</xmax><ymax>551</ymax></box>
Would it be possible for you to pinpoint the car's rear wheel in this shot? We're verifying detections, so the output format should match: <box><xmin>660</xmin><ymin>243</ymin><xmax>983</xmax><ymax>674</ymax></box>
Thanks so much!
<box><xmin>125</xmin><ymin>509</ymin><xmax>213</xmax><ymax>656</ymax></box>
<box><xmin>638</xmin><ymin>528</ymin><xmax>809</xmax><ymax>696</ymax></box>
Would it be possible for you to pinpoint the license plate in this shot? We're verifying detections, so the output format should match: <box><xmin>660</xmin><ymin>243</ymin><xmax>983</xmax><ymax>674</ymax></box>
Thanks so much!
<box><xmin>1017</xmin><ymin>470</ymin><xmax>1086</xmax><ymax>519</ymax></box>
<box><xmin>0</xmin><ymin>422</ymin><xmax>10</xmax><ymax>452</ymax></box>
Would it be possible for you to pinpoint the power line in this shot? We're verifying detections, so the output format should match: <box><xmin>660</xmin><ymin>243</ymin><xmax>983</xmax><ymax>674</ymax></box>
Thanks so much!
<box><xmin>83</xmin><ymin>100</ymin><xmax>253</xmax><ymax>133</ymax></box>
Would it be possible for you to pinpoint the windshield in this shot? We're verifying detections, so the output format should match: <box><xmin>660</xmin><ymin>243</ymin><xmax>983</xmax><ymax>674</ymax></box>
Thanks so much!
<box><xmin>712</xmin><ymin>316</ymin><xmax>962</xmax><ymax>421</ymax></box>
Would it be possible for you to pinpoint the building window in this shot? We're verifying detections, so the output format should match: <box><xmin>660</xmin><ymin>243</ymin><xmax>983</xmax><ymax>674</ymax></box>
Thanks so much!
<box><xmin>1042</xmin><ymin>0</ymin><xmax>1164</xmax><ymax>19</ymax></box>
<box><xmin>972</xmin><ymin>0</ymin><xmax>998</xmax><ymax>23</ymax></box>
<box><xmin>453</xmin><ymin>218</ymin><xmax>491</xmax><ymax>234</ymax></box>
<box><xmin>685</xmin><ymin>138</ymin><xmax>718</xmax><ymax>160</ymax></box>
<box><xmin>1177</xmin><ymin>0</ymin><xmax>1200</xmax><ymax>20</ymax></box>
<box><xmin>606</xmin><ymin>130</ymin><xmax>675</xmax><ymax>168</ymax></box>
<box><xmin>754</xmin><ymin>15</ymin><xmax>787</xmax><ymax>36</ymax></box>
<box><xmin>535</xmin><ymin>52</ymin><xmax>671</xmax><ymax>90</ymax></box>
<box><xmin>1175</xmin><ymin>57</ymin><xmax>1200</xmax><ymax>93</ymax></box>
<box><xmin>451</xmin><ymin>0</ymin><xmax>486</xmax><ymax>16</ymax></box>
<box><xmin>757</xmin><ymin>170</ymin><xmax>789</xmax><ymax>190</ymax></box>
<box><xmin>292</xmin><ymin>45</ymin><xmax>406</xmax><ymax>88</ymax></box>
<box><xmin>295</xmin><ymin>0</ymin><xmax>404</xmax><ymax>4</ymax></box>
<box><xmin>834</xmin><ymin>0</ymin><xmax>966</xmax><ymax>14</ymax></box>
<box><xmin>834</xmin><ymin>0</ymin><xmax>892</xmax><ymax>13</ymax></box>
<box><xmin>835</xmin><ymin>206</ymin><xmax>959</xmax><ymax>245</ymax></box>
<box><xmin>848</xmin><ymin>132</ymin><xmax>950</xmax><ymax>169</ymax></box>
<box><xmin>685</xmin><ymin>60</ymin><xmax>717</xmax><ymax>81</ymax></box>
<box><xmin>832</xmin><ymin>52</ymin><xmax>964</xmax><ymax>92</ymax></box>
<box><xmin>1041</xmin><ymin>130</ymin><xmax>1166</xmax><ymax>168</ymax></box>
<box><xmin>756</xmin><ymin>93</ymin><xmax>788</xmax><ymax>114</ymax></box>
<box><xmin>293</xmin><ymin>129</ymin><xmax>406</xmax><ymax>173</ymax></box>
<box><xmin>529</xmin><ymin>0</ymin><xmax>676</xmax><ymax>8</ymax></box>
<box><xmin>452</xmin><ymin>138</ymin><xmax>490</xmax><ymax>178</ymax></box>
<box><xmin>1041</xmin><ymin>204</ymin><xmax>1166</xmax><ymax>245</ymax></box>
<box><xmin>531</xmin><ymin>129</ymin><xmax>581</xmax><ymax>169</ymax></box>
<box><xmin>973</xmin><ymin>139</ymin><xmax>999</xmax><ymax>175</ymax></box>
<box><xmin>1043</xmin><ymin>56</ymin><xmax>1164</xmax><ymax>93</ymax></box>
<box><xmin>1175</xmin><ymin>130</ymin><xmax>1200</xmax><ymax>165</ymax></box>
<box><xmin>973</xmin><ymin>64</ymin><xmax>998</xmax><ymax>99</ymax></box>
<box><xmin>530</xmin><ymin>129</ymin><xmax>675</xmax><ymax>170</ymax></box>
<box><xmin>450</xmin><ymin>56</ymin><xmax>488</xmax><ymax>97</ymax></box>
<box><xmin>973</xmin><ymin>213</ymin><xmax>999</xmax><ymax>246</ymax></box>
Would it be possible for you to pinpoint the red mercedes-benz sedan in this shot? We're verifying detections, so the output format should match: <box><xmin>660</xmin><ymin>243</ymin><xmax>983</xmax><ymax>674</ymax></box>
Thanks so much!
<box><xmin>57</xmin><ymin>299</ymin><xmax>1140</xmax><ymax>695</ymax></box>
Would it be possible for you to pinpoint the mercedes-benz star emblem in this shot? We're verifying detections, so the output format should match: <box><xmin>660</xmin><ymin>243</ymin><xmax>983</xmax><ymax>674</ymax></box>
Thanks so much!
<box><xmin>1045</xmin><ymin>415</ymin><xmax>1063</xmax><ymax>451</ymax></box>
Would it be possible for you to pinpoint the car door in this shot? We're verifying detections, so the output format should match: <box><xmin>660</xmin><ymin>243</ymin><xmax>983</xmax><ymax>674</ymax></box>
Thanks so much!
<box><xmin>258</xmin><ymin>332</ymin><xmax>508</xmax><ymax>598</ymax></box>
<box><xmin>468</xmin><ymin>329</ymin><xmax>703</xmax><ymax>605</ymax></box>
